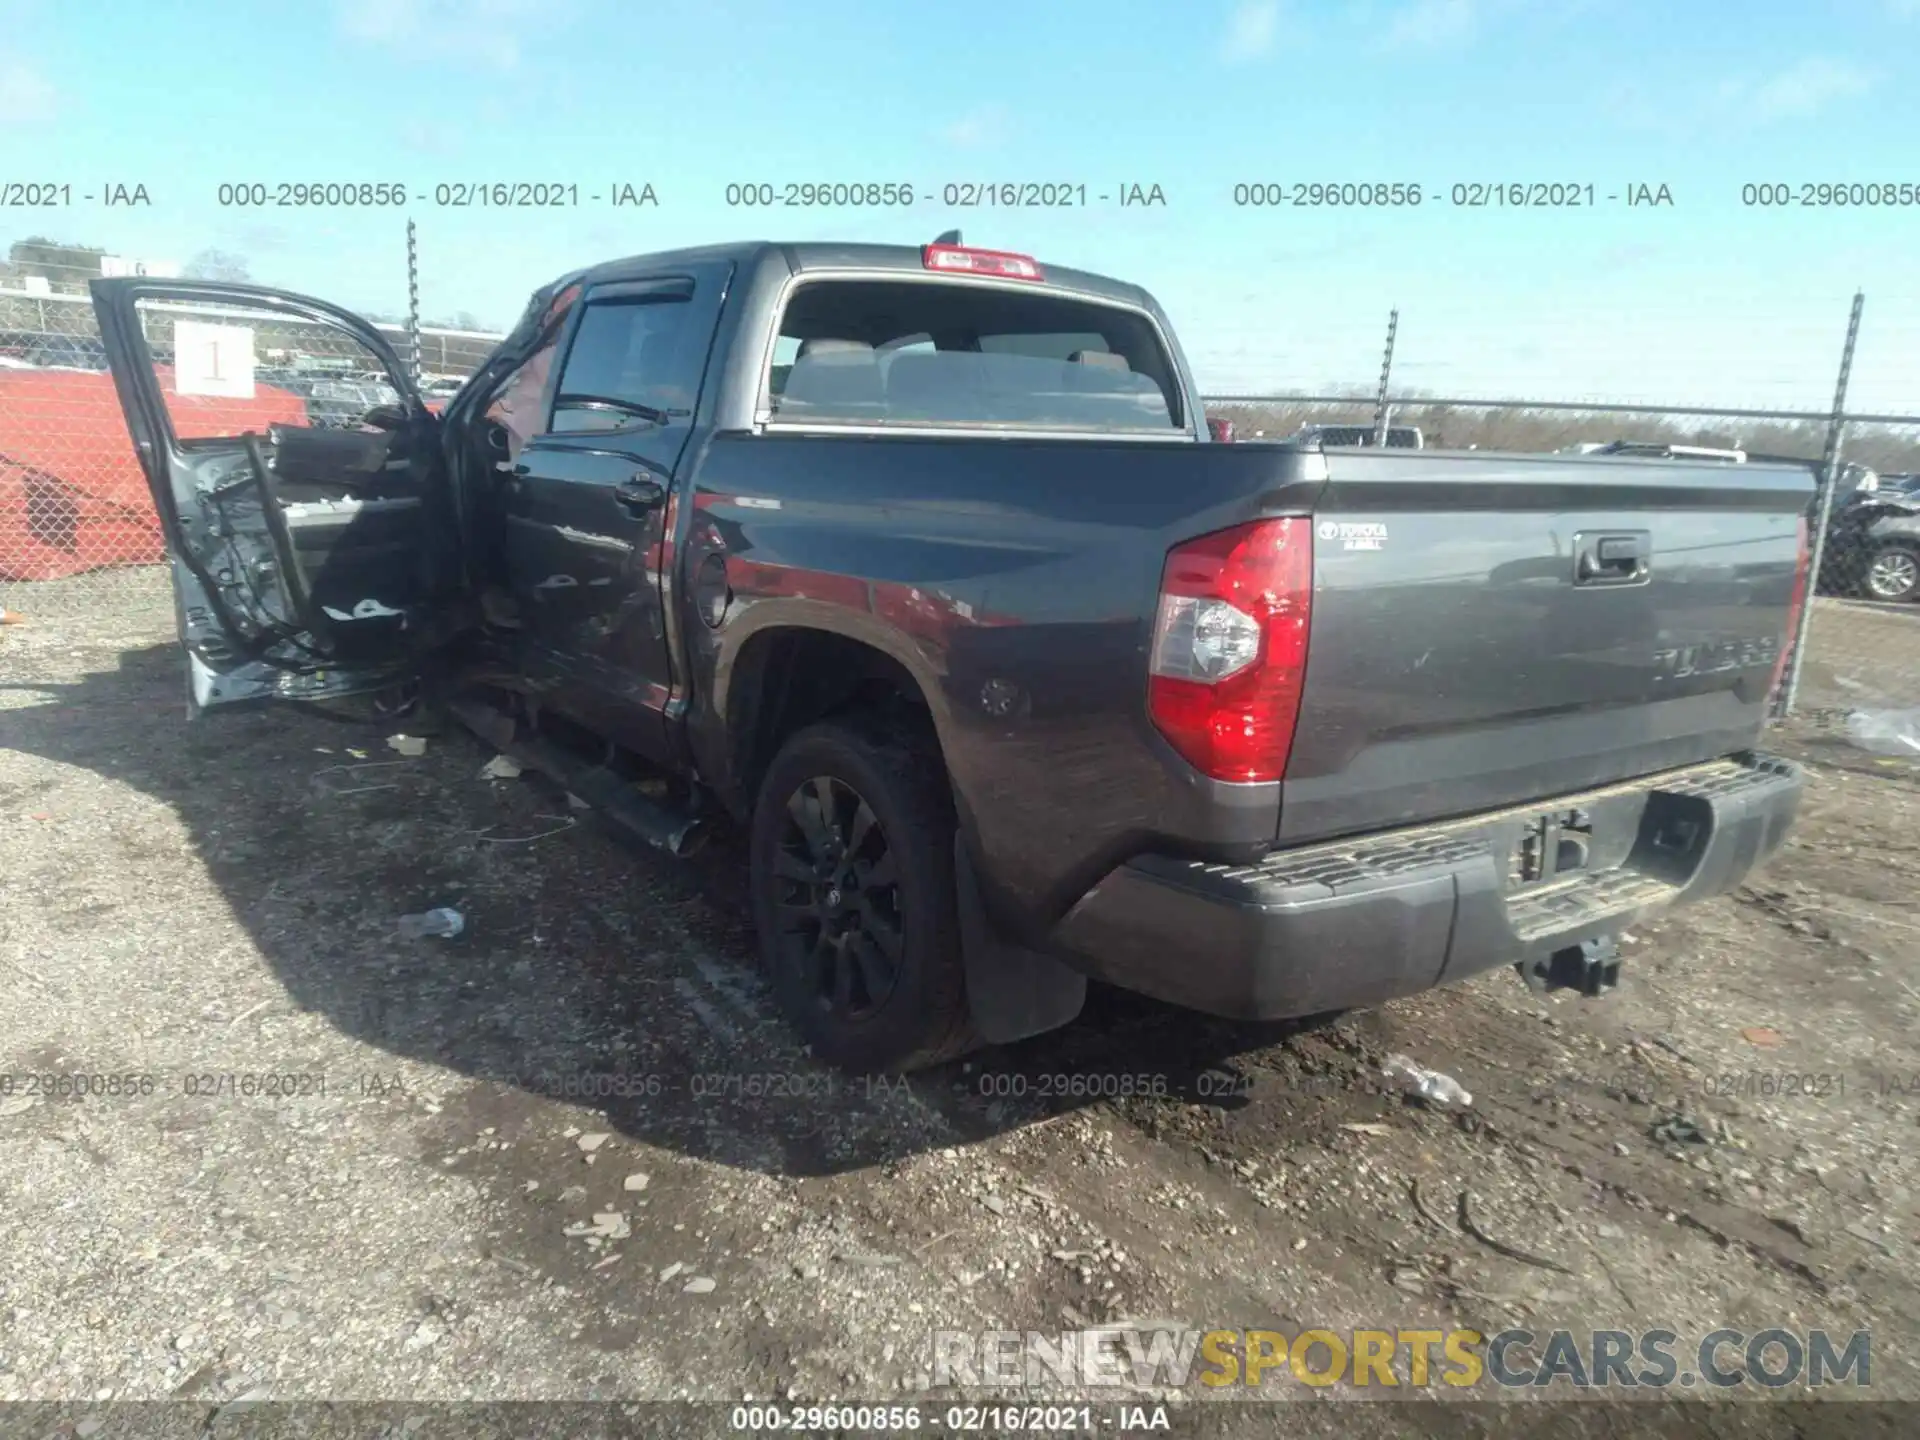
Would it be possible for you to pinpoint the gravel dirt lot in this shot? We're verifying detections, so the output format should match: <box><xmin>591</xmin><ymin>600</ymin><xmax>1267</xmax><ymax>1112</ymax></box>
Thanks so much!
<box><xmin>2</xmin><ymin>581</ymin><xmax>1917</xmax><ymax>1435</ymax></box>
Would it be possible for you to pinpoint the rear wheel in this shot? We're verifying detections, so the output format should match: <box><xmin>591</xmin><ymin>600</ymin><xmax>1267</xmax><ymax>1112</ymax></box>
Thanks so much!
<box><xmin>749</xmin><ymin>718</ymin><xmax>978</xmax><ymax>1073</ymax></box>
<box><xmin>1865</xmin><ymin>544</ymin><xmax>1920</xmax><ymax>603</ymax></box>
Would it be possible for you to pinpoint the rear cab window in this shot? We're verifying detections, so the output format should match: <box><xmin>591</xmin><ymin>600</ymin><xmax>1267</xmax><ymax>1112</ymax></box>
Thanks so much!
<box><xmin>763</xmin><ymin>278</ymin><xmax>1187</xmax><ymax>435</ymax></box>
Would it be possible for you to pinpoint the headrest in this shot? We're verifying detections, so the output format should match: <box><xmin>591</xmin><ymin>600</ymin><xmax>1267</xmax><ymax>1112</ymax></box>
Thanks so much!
<box><xmin>782</xmin><ymin>341</ymin><xmax>883</xmax><ymax>409</ymax></box>
<box><xmin>795</xmin><ymin>338</ymin><xmax>875</xmax><ymax>362</ymax></box>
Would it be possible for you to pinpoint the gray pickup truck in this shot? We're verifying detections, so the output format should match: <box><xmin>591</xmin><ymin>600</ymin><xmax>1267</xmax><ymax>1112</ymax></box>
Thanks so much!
<box><xmin>92</xmin><ymin>238</ymin><xmax>1812</xmax><ymax>1071</ymax></box>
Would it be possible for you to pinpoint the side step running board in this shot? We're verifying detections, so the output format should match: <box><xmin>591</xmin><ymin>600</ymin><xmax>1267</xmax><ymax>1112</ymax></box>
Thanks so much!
<box><xmin>446</xmin><ymin>695</ymin><xmax>705</xmax><ymax>857</ymax></box>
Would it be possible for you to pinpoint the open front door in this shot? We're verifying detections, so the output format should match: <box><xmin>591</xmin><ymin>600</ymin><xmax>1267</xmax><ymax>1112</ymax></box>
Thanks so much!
<box><xmin>90</xmin><ymin>278</ymin><xmax>463</xmax><ymax>711</ymax></box>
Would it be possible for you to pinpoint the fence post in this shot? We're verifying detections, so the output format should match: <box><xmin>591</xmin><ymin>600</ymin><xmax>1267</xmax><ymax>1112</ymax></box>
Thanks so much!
<box><xmin>1371</xmin><ymin>308</ymin><xmax>1398</xmax><ymax>444</ymax></box>
<box><xmin>1777</xmin><ymin>290</ymin><xmax>1865</xmax><ymax>720</ymax></box>
<box><xmin>405</xmin><ymin>218</ymin><xmax>422</xmax><ymax>388</ymax></box>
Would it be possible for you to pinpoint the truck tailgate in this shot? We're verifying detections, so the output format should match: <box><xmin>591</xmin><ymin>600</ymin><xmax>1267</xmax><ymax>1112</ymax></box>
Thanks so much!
<box><xmin>1280</xmin><ymin>450</ymin><xmax>1813</xmax><ymax>843</ymax></box>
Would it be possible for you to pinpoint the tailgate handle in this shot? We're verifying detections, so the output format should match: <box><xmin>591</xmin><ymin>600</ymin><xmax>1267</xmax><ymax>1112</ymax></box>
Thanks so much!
<box><xmin>1575</xmin><ymin>530</ymin><xmax>1651</xmax><ymax>585</ymax></box>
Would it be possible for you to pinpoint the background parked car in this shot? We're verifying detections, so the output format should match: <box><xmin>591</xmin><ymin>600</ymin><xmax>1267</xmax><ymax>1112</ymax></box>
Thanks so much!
<box><xmin>1818</xmin><ymin>479</ymin><xmax>1920</xmax><ymax>602</ymax></box>
<box><xmin>21</xmin><ymin>334</ymin><xmax>111</xmax><ymax>370</ymax></box>
<box><xmin>301</xmin><ymin>371</ymin><xmax>402</xmax><ymax>428</ymax></box>
<box><xmin>1289</xmin><ymin>423</ymin><xmax>1424</xmax><ymax>448</ymax></box>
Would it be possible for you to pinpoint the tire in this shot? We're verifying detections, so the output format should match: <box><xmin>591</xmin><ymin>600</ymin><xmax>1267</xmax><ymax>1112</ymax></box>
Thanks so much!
<box><xmin>749</xmin><ymin>717</ymin><xmax>980</xmax><ymax>1073</ymax></box>
<box><xmin>1864</xmin><ymin>544</ymin><xmax>1920</xmax><ymax>603</ymax></box>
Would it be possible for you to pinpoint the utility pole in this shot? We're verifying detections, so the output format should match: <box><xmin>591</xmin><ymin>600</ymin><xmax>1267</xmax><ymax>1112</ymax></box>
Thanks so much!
<box><xmin>405</xmin><ymin>218</ymin><xmax>422</xmax><ymax>389</ymax></box>
<box><xmin>1777</xmin><ymin>290</ymin><xmax>1864</xmax><ymax>719</ymax></box>
<box><xmin>1371</xmin><ymin>308</ymin><xmax>1399</xmax><ymax>445</ymax></box>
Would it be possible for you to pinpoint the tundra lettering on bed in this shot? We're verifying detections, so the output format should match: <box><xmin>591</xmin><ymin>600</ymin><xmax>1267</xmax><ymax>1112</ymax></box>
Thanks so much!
<box><xmin>91</xmin><ymin>236</ymin><xmax>1811</xmax><ymax>1071</ymax></box>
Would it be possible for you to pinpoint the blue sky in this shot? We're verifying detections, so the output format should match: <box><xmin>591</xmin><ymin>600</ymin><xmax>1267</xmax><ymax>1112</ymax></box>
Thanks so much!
<box><xmin>2</xmin><ymin>0</ymin><xmax>1917</xmax><ymax>410</ymax></box>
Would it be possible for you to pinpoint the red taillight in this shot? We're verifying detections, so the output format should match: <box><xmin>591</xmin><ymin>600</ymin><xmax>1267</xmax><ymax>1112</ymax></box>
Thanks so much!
<box><xmin>1147</xmin><ymin>518</ymin><xmax>1313</xmax><ymax>783</ymax></box>
<box><xmin>1769</xmin><ymin>514</ymin><xmax>1811</xmax><ymax>703</ymax></box>
<box><xmin>922</xmin><ymin>243</ymin><xmax>1044</xmax><ymax>281</ymax></box>
<box><xmin>1207</xmin><ymin>416</ymin><xmax>1236</xmax><ymax>443</ymax></box>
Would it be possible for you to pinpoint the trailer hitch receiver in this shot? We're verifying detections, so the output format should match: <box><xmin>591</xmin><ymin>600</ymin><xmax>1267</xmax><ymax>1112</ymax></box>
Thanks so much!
<box><xmin>1518</xmin><ymin>934</ymin><xmax>1622</xmax><ymax>997</ymax></box>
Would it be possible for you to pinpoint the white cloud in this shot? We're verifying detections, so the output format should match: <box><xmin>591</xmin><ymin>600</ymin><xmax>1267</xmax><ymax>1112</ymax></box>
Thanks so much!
<box><xmin>1606</xmin><ymin>56</ymin><xmax>1875</xmax><ymax>136</ymax></box>
<box><xmin>942</xmin><ymin>105</ymin><xmax>1010</xmax><ymax>150</ymax></box>
<box><xmin>401</xmin><ymin>119</ymin><xmax>458</xmax><ymax>155</ymax></box>
<box><xmin>1221</xmin><ymin>1</ymin><xmax>1280</xmax><ymax>63</ymax></box>
<box><xmin>1748</xmin><ymin>57</ymin><xmax>1874</xmax><ymax>120</ymax></box>
<box><xmin>0</xmin><ymin>57</ymin><xmax>54</xmax><ymax>123</ymax></box>
<box><xmin>335</xmin><ymin>0</ymin><xmax>555</xmax><ymax>70</ymax></box>
<box><xmin>1384</xmin><ymin>0</ymin><xmax>1477</xmax><ymax>48</ymax></box>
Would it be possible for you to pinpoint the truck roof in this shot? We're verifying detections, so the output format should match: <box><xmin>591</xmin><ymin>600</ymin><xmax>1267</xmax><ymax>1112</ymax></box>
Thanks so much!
<box><xmin>566</xmin><ymin>241</ymin><xmax>1154</xmax><ymax>309</ymax></box>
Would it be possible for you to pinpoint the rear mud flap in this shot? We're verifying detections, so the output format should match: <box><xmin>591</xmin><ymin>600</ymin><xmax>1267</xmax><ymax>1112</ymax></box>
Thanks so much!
<box><xmin>955</xmin><ymin>840</ymin><xmax>1086</xmax><ymax>1045</ymax></box>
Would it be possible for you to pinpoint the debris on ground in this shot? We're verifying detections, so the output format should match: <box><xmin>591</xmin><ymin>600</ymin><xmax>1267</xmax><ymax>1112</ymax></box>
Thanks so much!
<box><xmin>476</xmin><ymin>816</ymin><xmax>578</xmax><ymax>845</ymax></box>
<box><xmin>1340</xmin><ymin>1122</ymin><xmax>1394</xmax><ymax>1137</ymax></box>
<box><xmin>1740</xmin><ymin>1026</ymin><xmax>1783</xmax><ymax>1047</ymax></box>
<box><xmin>1651</xmin><ymin>1113</ymin><xmax>1711</xmax><ymax>1146</ymax></box>
<box><xmin>683</xmin><ymin>1277</ymin><xmax>716</xmax><ymax>1294</ymax></box>
<box><xmin>1457</xmin><ymin>1190</ymin><xmax>1577</xmax><ymax>1275</ymax></box>
<box><xmin>481</xmin><ymin>754</ymin><xmax>525</xmax><ymax>780</ymax></box>
<box><xmin>1380</xmin><ymin>1053</ymin><xmax>1474</xmax><ymax>1109</ymax></box>
<box><xmin>0</xmin><ymin>606</ymin><xmax>26</xmax><ymax>625</ymax></box>
<box><xmin>562</xmin><ymin>1212</ymin><xmax>630</xmax><ymax>1240</ymax></box>
<box><xmin>310</xmin><ymin>759</ymin><xmax>407</xmax><ymax>798</ymax></box>
<box><xmin>623</xmin><ymin>1172</ymin><xmax>650</xmax><ymax>1192</ymax></box>
<box><xmin>576</xmin><ymin>1133</ymin><xmax>610</xmax><ymax>1153</ymax></box>
<box><xmin>1844</xmin><ymin>708</ymin><xmax>1920</xmax><ymax>756</ymax></box>
<box><xmin>1409</xmin><ymin>1179</ymin><xmax>1456</xmax><ymax>1236</ymax></box>
<box><xmin>396</xmin><ymin>907</ymin><xmax>465</xmax><ymax>939</ymax></box>
<box><xmin>1389</xmin><ymin>1265</ymin><xmax>1427</xmax><ymax>1293</ymax></box>
<box><xmin>386</xmin><ymin>734</ymin><xmax>429</xmax><ymax>757</ymax></box>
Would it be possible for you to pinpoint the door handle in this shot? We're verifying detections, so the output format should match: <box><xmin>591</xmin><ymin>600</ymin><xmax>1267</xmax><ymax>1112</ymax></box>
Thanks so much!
<box><xmin>614</xmin><ymin>473</ymin><xmax>666</xmax><ymax>513</ymax></box>
<box><xmin>1574</xmin><ymin>530</ymin><xmax>1651</xmax><ymax>585</ymax></box>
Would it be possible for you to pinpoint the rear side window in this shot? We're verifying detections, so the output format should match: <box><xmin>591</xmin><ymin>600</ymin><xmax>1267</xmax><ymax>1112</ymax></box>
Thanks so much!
<box><xmin>550</xmin><ymin>291</ymin><xmax>701</xmax><ymax>433</ymax></box>
<box><xmin>765</xmin><ymin>279</ymin><xmax>1184</xmax><ymax>433</ymax></box>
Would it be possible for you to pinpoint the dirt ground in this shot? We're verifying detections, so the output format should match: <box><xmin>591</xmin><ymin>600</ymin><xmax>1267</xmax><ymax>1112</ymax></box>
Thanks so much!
<box><xmin>2</xmin><ymin>583</ymin><xmax>1918</xmax><ymax>1434</ymax></box>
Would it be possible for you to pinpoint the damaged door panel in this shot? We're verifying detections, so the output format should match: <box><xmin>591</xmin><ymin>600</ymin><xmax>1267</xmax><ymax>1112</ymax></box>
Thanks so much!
<box><xmin>90</xmin><ymin>278</ymin><xmax>460</xmax><ymax>711</ymax></box>
<box><xmin>498</xmin><ymin>267</ymin><xmax>731</xmax><ymax>761</ymax></box>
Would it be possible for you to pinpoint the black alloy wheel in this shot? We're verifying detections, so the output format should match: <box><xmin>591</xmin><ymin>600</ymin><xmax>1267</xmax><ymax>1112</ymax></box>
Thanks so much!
<box><xmin>771</xmin><ymin>774</ymin><xmax>904</xmax><ymax>1022</ymax></box>
<box><xmin>749</xmin><ymin>719</ymin><xmax>979</xmax><ymax>1072</ymax></box>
